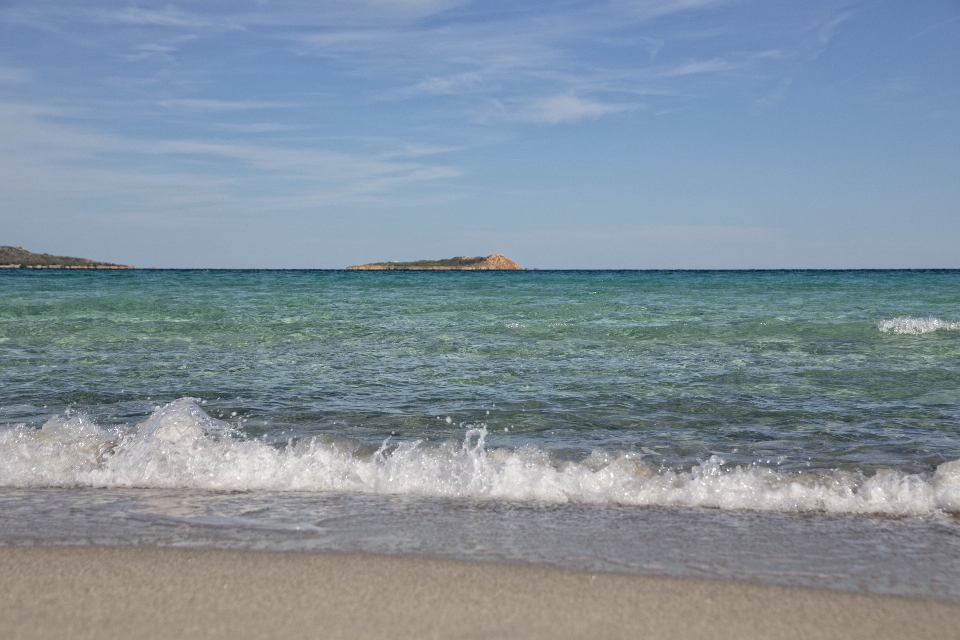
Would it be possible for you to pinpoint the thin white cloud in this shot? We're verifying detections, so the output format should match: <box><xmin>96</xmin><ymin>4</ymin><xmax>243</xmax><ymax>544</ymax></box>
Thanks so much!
<box><xmin>158</xmin><ymin>99</ymin><xmax>297</xmax><ymax>111</ymax></box>
<box><xmin>524</xmin><ymin>94</ymin><xmax>633</xmax><ymax>124</ymax></box>
<box><xmin>0</xmin><ymin>0</ymin><xmax>861</xmax><ymax>202</ymax></box>
<box><xmin>907</xmin><ymin>15</ymin><xmax>960</xmax><ymax>42</ymax></box>
<box><xmin>805</xmin><ymin>10</ymin><xmax>855</xmax><ymax>59</ymax></box>
<box><xmin>381</xmin><ymin>143</ymin><xmax>461</xmax><ymax>159</ymax></box>
<box><xmin>214</xmin><ymin>122</ymin><xmax>301</xmax><ymax>133</ymax></box>
<box><xmin>123</xmin><ymin>42</ymin><xmax>183</xmax><ymax>61</ymax></box>
<box><xmin>296</xmin><ymin>30</ymin><xmax>390</xmax><ymax>54</ymax></box>
<box><xmin>752</xmin><ymin>79</ymin><xmax>791</xmax><ymax>112</ymax></box>
<box><xmin>407</xmin><ymin>72</ymin><xmax>485</xmax><ymax>96</ymax></box>
<box><xmin>0</xmin><ymin>99</ymin><xmax>462</xmax><ymax>213</ymax></box>
<box><xmin>355</xmin><ymin>0</ymin><xmax>466</xmax><ymax>11</ymax></box>
<box><xmin>657</xmin><ymin>58</ymin><xmax>738</xmax><ymax>77</ymax></box>
<box><xmin>135</xmin><ymin>43</ymin><xmax>178</xmax><ymax>53</ymax></box>
<box><xmin>618</xmin><ymin>0</ymin><xmax>735</xmax><ymax>20</ymax></box>
<box><xmin>105</xmin><ymin>6</ymin><xmax>220</xmax><ymax>29</ymax></box>
<box><xmin>288</xmin><ymin>7</ymin><xmax>765</xmax><ymax>125</ymax></box>
<box><xmin>877</xmin><ymin>77</ymin><xmax>915</xmax><ymax>93</ymax></box>
<box><xmin>1</xmin><ymin>0</ymin><xmax>835</xmax><ymax>129</ymax></box>
<box><xmin>819</xmin><ymin>11</ymin><xmax>853</xmax><ymax>46</ymax></box>
<box><xmin>0</xmin><ymin>66</ymin><xmax>30</xmax><ymax>83</ymax></box>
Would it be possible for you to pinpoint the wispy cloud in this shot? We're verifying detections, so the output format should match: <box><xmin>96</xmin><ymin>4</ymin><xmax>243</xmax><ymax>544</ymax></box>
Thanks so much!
<box><xmin>1</xmin><ymin>1</ymin><xmax>846</xmax><ymax>129</ymax></box>
<box><xmin>906</xmin><ymin>14</ymin><xmax>960</xmax><ymax>42</ymax></box>
<box><xmin>380</xmin><ymin>143</ymin><xmax>461</xmax><ymax>159</ymax></box>
<box><xmin>281</xmin><ymin>1</ymin><xmax>811</xmax><ymax>124</ymax></box>
<box><xmin>214</xmin><ymin>122</ymin><xmax>302</xmax><ymax>133</ymax></box>
<box><xmin>0</xmin><ymin>2</ymin><xmax>864</xmax><ymax>219</ymax></box>
<box><xmin>0</xmin><ymin>99</ymin><xmax>462</xmax><ymax>215</ymax></box>
<box><xmin>752</xmin><ymin>79</ymin><xmax>791</xmax><ymax>112</ymax></box>
<box><xmin>135</xmin><ymin>43</ymin><xmax>178</xmax><ymax>53</ymax></box>
<box><xmin>818</xmin><ymin>11</ymin><xmax>853</xmax><ymax>46</ymax></box>
<box><xmin>123</xmin><ymin>38</ymin><xmax>195</xmax><ymax>62</ymax></box>
<box><xmin>158</xmin><ymin>99</ymin><xmax>297</xmax><ymax>112</ymax></box>
<box><xmin>876</xmin><ymin>77</ymin><xmax>916</xmax><ymax>93</ymax></box>
<box><xmin>619</xmin><ymin>0</ymin><xmax>736</xmax><ymax>21</ymax></box>
<box><xmin>523</xmin><ymin>94</ymin><xmax>634</xmax><ymax>124</ymax></box>
<box><xmin>406</xmin><ymin>72</ymin><xmax>486</xmax><ymax>96</ymax></box>
<box><xmin>656</xmin><ymin>57</ymin><xmax>739</xmax><ymax>77</ymax></box>
<box><xmin>105</xmin><ymin>6</ymin><xmax>222</xmax><ymax>29</ymax></box>
<box><xmin>801</xmin><ymin>9</ymin><xmax>854</xmax><ymax>59</ymax></box>
<box><xmin>0</xmin><ymin>66</ymin><xmax>30</xmax><ymax>83</ymax></box>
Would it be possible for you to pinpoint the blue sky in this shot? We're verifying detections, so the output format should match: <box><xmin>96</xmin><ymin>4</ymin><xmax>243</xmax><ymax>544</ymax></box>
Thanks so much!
<box><xmin>1</xmin><ymin>0</ymin><xmax>958</xmax><ymax>268</ymax></box>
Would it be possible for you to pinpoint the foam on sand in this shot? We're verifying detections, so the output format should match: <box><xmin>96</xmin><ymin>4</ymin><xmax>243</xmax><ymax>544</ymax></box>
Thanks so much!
<box><xmin>2</xmin><ymin>398</ymin><xmax>959</xmax><ymax>516</ymax></box>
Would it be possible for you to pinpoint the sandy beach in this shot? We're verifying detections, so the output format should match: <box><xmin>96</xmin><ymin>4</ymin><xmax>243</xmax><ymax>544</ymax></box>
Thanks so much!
<box><xmin>1</xmin><ymin>546</ymin><xmax>958</xmax><ymax>639</ymax></box>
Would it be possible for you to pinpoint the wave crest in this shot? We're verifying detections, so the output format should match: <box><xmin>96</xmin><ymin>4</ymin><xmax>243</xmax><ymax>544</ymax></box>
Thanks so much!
<box><xmin>878</xmin><ymin>317</ymin><xmax>960</xmax><ymax>334</ymax></box>
<box><xmin>2</xmin><ymin>399</ymin><xmax>959</xmax><ymax>517</ymax></box>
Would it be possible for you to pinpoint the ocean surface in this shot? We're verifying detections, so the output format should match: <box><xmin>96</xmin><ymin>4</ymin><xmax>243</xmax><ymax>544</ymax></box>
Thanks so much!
<box><xmin>1</xmin><ymin>269</ymin><xmax>959</xmax><ymax>599</ymax></box>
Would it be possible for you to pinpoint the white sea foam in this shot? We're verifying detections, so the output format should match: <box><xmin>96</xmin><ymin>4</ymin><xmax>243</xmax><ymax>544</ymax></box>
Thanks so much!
<box><xmin>878</xmin><ymin>317</ymin><xmax>960</xmax><ymax>335</ymax></box>
<box><xmin>2</xmin><ymin>398</ymin><xmax>959</xmax><ymax>516</ymax></box>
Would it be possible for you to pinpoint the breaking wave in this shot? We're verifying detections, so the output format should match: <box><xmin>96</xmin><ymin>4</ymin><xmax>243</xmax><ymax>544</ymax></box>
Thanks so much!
<box><xmin>2</xmin><ymin>399</ymin><xmax>959</xmax><ymax>516</ymax></box>
<box><xmin>878</xmin><ymin>317</ymin><xmax>960</xmax><ymax>335</ymax></box>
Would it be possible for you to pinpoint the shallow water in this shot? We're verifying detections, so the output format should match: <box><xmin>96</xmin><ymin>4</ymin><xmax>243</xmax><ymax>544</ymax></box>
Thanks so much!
<box><xmin>1</xmin><ymin>269</ymin><xmax>959</xmax><ymax>598</ymax></box>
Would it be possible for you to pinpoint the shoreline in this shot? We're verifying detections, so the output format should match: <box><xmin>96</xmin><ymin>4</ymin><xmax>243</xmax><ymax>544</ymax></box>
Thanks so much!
<box><xmin>2</xmin><ymin>546</ymin><xmax>959</xmax><ymax>639</ymax></box>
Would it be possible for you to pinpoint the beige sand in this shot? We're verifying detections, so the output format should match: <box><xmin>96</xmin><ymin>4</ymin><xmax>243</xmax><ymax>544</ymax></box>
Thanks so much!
<box><xmin>1</xmin><ymin>546</ymin><xmax>958</xmax><ymax>639</ymax></box>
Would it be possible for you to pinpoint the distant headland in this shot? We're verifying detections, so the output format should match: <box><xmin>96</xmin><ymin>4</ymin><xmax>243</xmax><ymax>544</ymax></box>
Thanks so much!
<box><xmin>0</xmin><ymin>246</ymin><xmax>134</xmax><ymax>270</ymax></box>
<box><xmin>347</xmin><ymin>253</ymin><xmax>522</xmax><ymax>271</ymax></box>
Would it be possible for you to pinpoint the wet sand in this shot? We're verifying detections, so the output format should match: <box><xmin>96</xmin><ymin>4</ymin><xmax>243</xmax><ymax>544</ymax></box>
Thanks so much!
<box><xmin>1</xmin><ymin>546</ymin><xmax>958</xmax><ymax>639</ymax></box>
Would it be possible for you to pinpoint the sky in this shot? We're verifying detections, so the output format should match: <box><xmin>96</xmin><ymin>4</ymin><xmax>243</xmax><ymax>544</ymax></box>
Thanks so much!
<box><xmin>1</xmin><ymin>0</ymin><xmax>958</xmax><ymax>269</ymax></box>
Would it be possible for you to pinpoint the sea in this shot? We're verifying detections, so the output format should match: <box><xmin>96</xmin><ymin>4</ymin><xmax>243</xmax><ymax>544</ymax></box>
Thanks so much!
<box><xmin>2</xmin><ymin>269</ymin><xmax>959</xmax><ymax>600</ymax></box>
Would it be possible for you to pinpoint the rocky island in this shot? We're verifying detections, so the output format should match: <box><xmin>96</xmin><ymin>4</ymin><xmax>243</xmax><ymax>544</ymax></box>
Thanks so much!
<box><xmin>347</xmin><ymin>253</ymin><xmax>522</xmax><ymax>271</ymax></box>
<box><xmin>0</xmin><ymin>246</ymin><xmax>134</xmax><ymax>269</ymax></box>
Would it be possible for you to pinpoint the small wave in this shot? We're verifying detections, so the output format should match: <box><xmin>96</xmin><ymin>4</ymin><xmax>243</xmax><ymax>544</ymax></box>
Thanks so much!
<box><xmin>1</xmin><ymin>399</ymin><xmax>959</xmax><ymax>516</ymax></box>
<box><xmin>878</xmin><ymin>317</ymin><xmax>960</xmax><ymax>335</ymax></box>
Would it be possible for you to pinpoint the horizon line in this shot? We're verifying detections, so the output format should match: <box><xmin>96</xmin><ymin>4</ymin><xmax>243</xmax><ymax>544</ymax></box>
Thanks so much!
<box><xmin>6</xmin><ymin>268</ymin><xmax>960</xmax><ymax>273</ymax></box>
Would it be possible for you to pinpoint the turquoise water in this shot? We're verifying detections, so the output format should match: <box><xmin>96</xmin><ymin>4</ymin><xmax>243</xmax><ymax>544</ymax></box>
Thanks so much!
<box><xmin>2</xmin><ymin>269</ymin><xmax>960</xmax><ymax>598</ymax></box>
<box><xmin>3</xmin><ymin>269</ymin><xmax>959</xmax><ymax>473</ymax></box>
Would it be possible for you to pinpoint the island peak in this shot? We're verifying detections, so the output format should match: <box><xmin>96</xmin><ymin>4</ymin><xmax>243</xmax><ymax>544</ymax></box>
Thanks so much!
<box><xmin>347</xmin><ymin>253</ymin><xmax>522</xmax><ymax>271</ymax></box>
<box><xmin>0</xmin><ymin>246</ymin><xmax>133</xmax><ymax>270</ymax></box>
